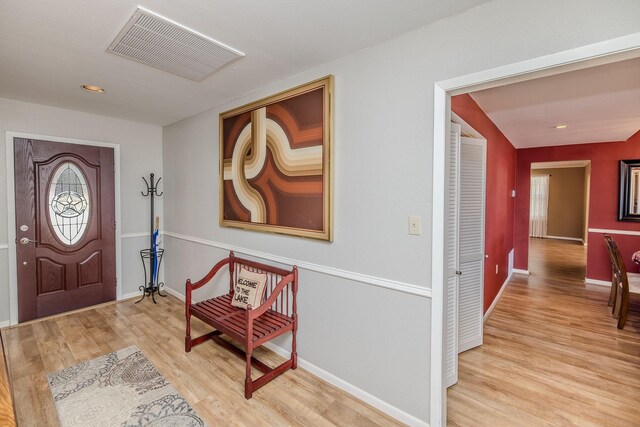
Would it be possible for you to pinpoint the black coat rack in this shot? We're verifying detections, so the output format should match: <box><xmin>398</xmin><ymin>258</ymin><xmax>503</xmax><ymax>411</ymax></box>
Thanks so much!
<box><xmin>136</xmin><ymin>173</ymin><xmax>166</xmax><ymax>303</ymax></box>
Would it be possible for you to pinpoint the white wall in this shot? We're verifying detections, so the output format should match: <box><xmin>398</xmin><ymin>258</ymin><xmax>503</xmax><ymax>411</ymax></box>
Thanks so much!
<box><xmin>0</xmin><ymin>97</ymin><xmax>163</xmax><ymax>323</ymax></box>
<box><xmin>163</xmin><ymin>0</ymin><xmax>640</xmax><ymax>424</ymax></box>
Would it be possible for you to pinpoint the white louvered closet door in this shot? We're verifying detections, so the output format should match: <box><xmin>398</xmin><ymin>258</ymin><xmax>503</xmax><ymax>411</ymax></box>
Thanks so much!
<box><xmin>445</xmin><ymin>124</ymin><xmax>461</xmax><ymax>388</ymax></box>
<box><xmin>458</xmin><ymin>137</ymin><xmax>486</xmax><ymax>353</ymax></box>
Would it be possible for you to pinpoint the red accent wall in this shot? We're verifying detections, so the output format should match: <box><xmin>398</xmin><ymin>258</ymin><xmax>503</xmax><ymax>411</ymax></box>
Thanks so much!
<box><xmin>514</xmin><ymin>130</ymin><xmax>640</xmax><ymax>280</ymax></box>
<box><xmin>452</xmin><ymin>94</ymin><xmax>516</xmax><ymax>312</ymax></box>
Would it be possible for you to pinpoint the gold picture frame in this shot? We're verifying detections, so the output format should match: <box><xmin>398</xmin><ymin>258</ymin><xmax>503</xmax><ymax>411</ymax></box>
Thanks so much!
<box><xmin>219</xmin><ymin>75</ymin><xmax>333</xmax><ymax>241</ymax></box>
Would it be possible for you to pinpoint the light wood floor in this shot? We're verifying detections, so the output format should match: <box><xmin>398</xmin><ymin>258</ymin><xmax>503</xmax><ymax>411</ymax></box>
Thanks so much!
<box><xmin>2</xmin><ymin>295</ymin><xmax>402</xmax><ymax>427</ymax></box>
<box><xmin>448</xmin><ymin>238</ymin><xmax>640</xmax><ymax>426</ymax></box>
<box><xmin>0</xmin><ymin>334</ymin><xmax>16</xmax><ymax>426</ymax></box>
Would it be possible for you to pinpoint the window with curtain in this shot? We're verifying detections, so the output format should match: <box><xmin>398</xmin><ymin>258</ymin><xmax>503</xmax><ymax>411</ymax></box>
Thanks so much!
<box><xmin>530</xmin><ymin>175</ymin><xmax>549</xmax><ymax>238</ymax></box>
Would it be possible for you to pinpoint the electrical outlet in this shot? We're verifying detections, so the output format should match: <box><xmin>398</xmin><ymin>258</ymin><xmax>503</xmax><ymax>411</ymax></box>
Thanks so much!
<box><xmin>409</xmin><ymin>215</ymin><xmax>421</xmax><ymax>235</ymax></box>
<box><xmin>495</xmin><ymin>264</ymin><xmax>499</xmax><ymax>274</ymax></box>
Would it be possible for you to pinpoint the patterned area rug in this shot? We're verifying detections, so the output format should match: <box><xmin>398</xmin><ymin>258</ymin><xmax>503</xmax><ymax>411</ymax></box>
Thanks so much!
<box><xmin>48</xmin><ymin>345</ymin><xmax>206</xmax><ymax>427</ymax></box>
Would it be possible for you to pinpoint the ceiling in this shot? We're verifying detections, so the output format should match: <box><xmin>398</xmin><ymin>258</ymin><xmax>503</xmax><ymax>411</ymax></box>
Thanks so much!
<box><xmin>470</xmin><ymin>57</ymin><xmax>640</xmax><ymax>149</ymax></box>
<box><xmin>0</xmin><ymin>0</ymin><xmax>489</xmax><ymax>126</ymax></box>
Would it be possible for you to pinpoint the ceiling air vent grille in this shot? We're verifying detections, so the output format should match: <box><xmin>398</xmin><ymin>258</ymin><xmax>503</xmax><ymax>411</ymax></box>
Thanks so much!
<box><xmin>107</xmin><ymin>7</ymin><xmax>244</xmax><ymax>81</ymax></box>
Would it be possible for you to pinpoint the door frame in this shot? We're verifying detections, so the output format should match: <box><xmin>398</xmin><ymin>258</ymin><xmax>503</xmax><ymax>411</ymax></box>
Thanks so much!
<box><xmin>5</xmin><ymin>131</ymin><xmax>122</xmax><ymax>325</ymax></box>
<box><xmin>430</xmin><ymin>32</ymin><xmax>640</xmax><ymax>426</ymax></box>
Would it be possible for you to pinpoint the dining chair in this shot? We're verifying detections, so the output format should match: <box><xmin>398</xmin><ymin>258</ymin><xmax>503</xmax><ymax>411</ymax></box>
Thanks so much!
<box><xmin>603</xmin><ymin>235</ymin><xmax>619</xmax><ymax>312</ymax></box>
<box><xmin>609</xmin><ymin>238</ymin><xmax>630</xmax><ymax>329</ymax></box>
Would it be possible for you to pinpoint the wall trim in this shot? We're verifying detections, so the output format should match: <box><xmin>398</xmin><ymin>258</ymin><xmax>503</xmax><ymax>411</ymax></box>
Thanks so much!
<box><xmin>162</xmin><ymin>285</ymin><xmax>427</xmax><ymax>426</ymax></box>
<box><xmin>160</xmin><ymin>286</ymin><xmax>184</xmax><ymax>300</ymax></box>
<box><xmin>120</xmin><ymin>291</ymin><xmax>142</xmax><ymax>300</ymax></box>
<box><xmin>586</xmin><ymin>276</ymin><xmax>640</xmax><ymax>294</ymax></box>
<box><xmin>163</xmin><ymin>231</ymin><xmax>432</xmax><ymax>299</ymax></box>
<box><xmin>545</xmin><ymin>235</ymin><xmax>584</xmax><ymax>244</ymax></box>
<box><xmin>585</xmin><ymin>278</ymin><xmax>611</xmax><ymax>286</ymax></box>
<box><xmin>512</xmin><ymin>269</ymin><xmax>530</xmax><ymax>275</ymax></box>
<box><xmin>484</xmin><ymin>271</ymin><xmax>513</xmax><ymax>322</ymax></box>
<box><xmin>122</xmin><ymin>232</ymin><xmax>151</xmax><ymax>239</ymax></box>
<box><xmin>5</xmin><ymin>131</ymin><xmax>122</xmax><ymax>326</ymax></box>
<box><xmin>263</xmin><ymin>342</ymin><xmax>429</xmax><ymax>427</ymax></box>
<box><xmin>588</xmin><ymin>228</ymin><xmax>640</xmax><ymax>237</ymax></box>
<box><xmin>0</xmin><ymin>320</ymin><xmax>10</xmax><ymax>329</ymax></box>
<box><xmin>119</xmin><ymin>287</ymin><xmax>177</xmax><ymax>301</ymax></box>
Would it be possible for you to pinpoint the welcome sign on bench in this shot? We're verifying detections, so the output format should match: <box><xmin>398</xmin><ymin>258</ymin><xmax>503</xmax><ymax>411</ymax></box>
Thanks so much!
<box><xmin>231</xmin><ymin>268</ymin><xmax>267</xmax><ymax>309</ymax></box>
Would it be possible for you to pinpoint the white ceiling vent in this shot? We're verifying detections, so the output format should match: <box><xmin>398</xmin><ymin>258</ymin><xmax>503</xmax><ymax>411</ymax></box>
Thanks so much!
<box><xmin>107</xmin><ymin>7</ymin><xmax>244</xmax><ymax>81</ymax></box>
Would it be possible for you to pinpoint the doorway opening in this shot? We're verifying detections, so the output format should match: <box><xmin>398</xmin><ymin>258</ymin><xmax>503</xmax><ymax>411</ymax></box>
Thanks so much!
<box><xmin>528</xmin><ymin>161</ymin><xmax>591</xmax><ymax>279</ymax></box>
<box><xmin>432</xmin><ymin>34</ymin><xmax>640</xmax><ymax>427</ymax></box>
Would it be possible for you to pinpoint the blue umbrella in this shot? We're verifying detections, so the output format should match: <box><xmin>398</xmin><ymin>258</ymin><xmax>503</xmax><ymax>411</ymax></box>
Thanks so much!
<box><xmin>152</xmin><ymin>228</ymin><xmax>159</xmax><ymax>285</ymax></box>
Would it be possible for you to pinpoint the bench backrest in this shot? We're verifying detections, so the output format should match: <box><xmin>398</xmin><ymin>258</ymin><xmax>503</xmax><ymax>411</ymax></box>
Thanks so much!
<box><xmin>230</xmin><ymin>252</ymin><xmax>297</xmax><ymax>317</ymax></box>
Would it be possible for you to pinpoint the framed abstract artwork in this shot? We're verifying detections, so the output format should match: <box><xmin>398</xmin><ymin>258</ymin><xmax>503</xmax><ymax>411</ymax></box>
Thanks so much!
<box><xmin>219</xmin><ymin>75</ymin><xmax>333</xmax><ymax>241</ymax></box>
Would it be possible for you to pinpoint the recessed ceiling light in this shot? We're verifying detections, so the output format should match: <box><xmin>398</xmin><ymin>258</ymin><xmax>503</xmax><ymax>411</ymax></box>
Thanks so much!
<box><xmin>555</xmin><ymin>124</ymin><xmax>568</xmax><ymax>129</ymax></box>
<box><xmin>81</xmin><ymin>84</ymin><xmax>105</xmax><ymax>93</ymax></box>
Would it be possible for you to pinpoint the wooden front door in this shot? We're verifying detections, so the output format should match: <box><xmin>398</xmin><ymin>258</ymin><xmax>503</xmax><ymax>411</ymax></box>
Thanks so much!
<box><xmin>14</xmin><ymin>138</ymin><xmax>116</xmax><ymax>322</ymax></box>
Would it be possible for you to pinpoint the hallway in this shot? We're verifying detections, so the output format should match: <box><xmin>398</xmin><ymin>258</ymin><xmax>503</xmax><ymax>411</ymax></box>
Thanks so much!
<box><xmin>447</xmin><ymin>238</ymin><xmax>640</xmax><ymax>426</ymax></box>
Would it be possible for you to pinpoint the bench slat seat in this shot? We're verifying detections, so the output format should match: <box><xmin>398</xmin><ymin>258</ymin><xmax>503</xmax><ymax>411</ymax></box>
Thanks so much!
<box><xmin>185</xmin><ymin>251</ymin><xmax>298</xmax><ymax>398</ymax></box>
<box><xmin>190</xmin><ymin>294</ymin><xmax>294</xmax><ymax>345</ymax></box>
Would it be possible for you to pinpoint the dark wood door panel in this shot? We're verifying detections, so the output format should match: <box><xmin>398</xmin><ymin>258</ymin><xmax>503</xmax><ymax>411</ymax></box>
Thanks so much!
<box><xmin>14</xmin><ymin>137</ymin><xmax>115</xmax><ymax>322</ymax></box>
<box><xmin>36</xmin><ymin>258</ymin><xmax>66</xmax><ymax>295</ymax></box>
<box><xmin>78</xmin><ymin>251</ymin><xmax>102</xmax><ymax>287</ymax></box>
<box><xmin>36</xmin><ymin>285</ymin><xmax>106</xmax><ymax>319</ymax></box>
<box><xmin>32</xmin><ymin>239</ymin><xmax>105</xmax><ymax>262</ymax></box>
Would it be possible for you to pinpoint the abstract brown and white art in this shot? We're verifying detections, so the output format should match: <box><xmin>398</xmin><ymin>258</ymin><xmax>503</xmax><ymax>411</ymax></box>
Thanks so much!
<box><xmin>219</xmin><ymin>76</ymin><xmax>333</xmax><ymax>240</ymax></box>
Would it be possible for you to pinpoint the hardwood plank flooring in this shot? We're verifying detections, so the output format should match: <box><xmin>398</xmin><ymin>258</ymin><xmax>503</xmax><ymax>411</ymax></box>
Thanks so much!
<box><xmin>2</xmin><ymin>296</ymin><xmax>402</xmax><ymax>427</ymax></box>
<box><xmin>0</xmin><ymin>334</ymin><xmax>16</xmax><ymax>426</ymax></box>
<box><xmin>448</xmin><ymin>238</ymin><xmax>640</xmax><ymax>426</ymax></box>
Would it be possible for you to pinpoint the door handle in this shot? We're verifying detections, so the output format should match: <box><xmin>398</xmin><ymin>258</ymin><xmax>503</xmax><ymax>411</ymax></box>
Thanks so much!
<box><xmin>19</xmin><ymin>237</ymin><xmax>38</xmax><ymax>245</ymax></box>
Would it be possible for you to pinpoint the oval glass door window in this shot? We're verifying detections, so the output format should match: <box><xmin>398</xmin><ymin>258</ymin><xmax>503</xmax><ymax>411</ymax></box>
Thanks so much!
<box><xmin>48</xmin><ymin>162</ymin><xmax>90</xmax><ymax>245</ymax></box>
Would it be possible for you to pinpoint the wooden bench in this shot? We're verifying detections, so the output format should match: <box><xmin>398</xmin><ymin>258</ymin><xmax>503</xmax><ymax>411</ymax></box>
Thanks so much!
<box><xmin>185</xmin><ymin>251</ymin><xmax>298</xmax><ymax>398</ymax></box>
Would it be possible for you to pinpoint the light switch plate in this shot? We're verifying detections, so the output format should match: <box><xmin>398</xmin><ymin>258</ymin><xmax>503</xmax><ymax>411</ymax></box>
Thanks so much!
<box><xmin>409</xmin><ymin>215</ymin><xmax>421</xmax><ymax>235</ymax></box>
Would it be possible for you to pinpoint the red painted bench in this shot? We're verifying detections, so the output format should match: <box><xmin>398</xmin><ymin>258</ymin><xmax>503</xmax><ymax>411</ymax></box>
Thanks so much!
<box><xmin>185</xmin><ymin>251</ymin><xmax>298</xmax><ymax>398</ymax></box>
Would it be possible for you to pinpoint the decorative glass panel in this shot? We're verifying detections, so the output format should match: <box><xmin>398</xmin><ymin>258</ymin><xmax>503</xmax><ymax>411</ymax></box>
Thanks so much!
<box><xmin>48</xmin><ymin>162</ymin><xmax>90</xmax><ymax>245</ymax></box>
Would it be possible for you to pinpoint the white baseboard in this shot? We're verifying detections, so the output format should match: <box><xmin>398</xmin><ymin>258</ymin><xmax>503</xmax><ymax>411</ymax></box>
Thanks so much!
<box><xmin>484</xmin><ymin>271</ymin><xmax>513</xmax><ymax>322</ymax></box>
<box><xmin>512</xmin><ymin>269</ymin><xmax>530</xmax><ymax>275</ymax></box>
<box><xmin>584</xmin><ymin>278</ymin><xmax>610</xmax><ymax>287</ymax></box>
<box><xmin>120</xmin><ymin>286</ymin><xmax>186</xmax><ymax>302</ymax></box>
<box><xmin>162</xmin><ymin>286</ymin><xmax>185</xmax><ymax>300</ymax></box>
<box><xmin>586</xmin><ymin>277</ymin><xmax>640</xmax><ymax>294</ymax></box>
<box><xmin>171</xmin><ymin>284</ymin><xmax>426</xmax><ymax>425</ymax></box>
<box><xmin>545</xmin><ymin>235</ymin><xmax>584</xmax><ymax>244</ymax></box>
<box><xmin>263</xmin><ymin>341</ymin><xmax>428</xmax><ymax>427</ymax></box>
<box><xmin>120</xmin><ymin>291</ymin><xmax>141</xmax><ymax>300</ymax></box>
<box><xmin>0</xmin><ymin>320</ymin><xmax>10</xmax><ymax>329</ymax></box>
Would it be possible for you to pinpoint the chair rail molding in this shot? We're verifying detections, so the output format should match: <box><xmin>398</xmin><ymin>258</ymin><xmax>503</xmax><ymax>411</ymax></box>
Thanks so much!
<box><xmin>588</xmin><ymin>228</ymin><xmax>640</xmax><ymax>236</ymax></box>
<box><xmin>121</xmin><ymin>232</ymin><xmax>153</xmax><ymax>239</ymax></box>
<box><xmin>163</xmin><ymin>231</ymin><xmax>431</xmax><ymax>299</ymax></box>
